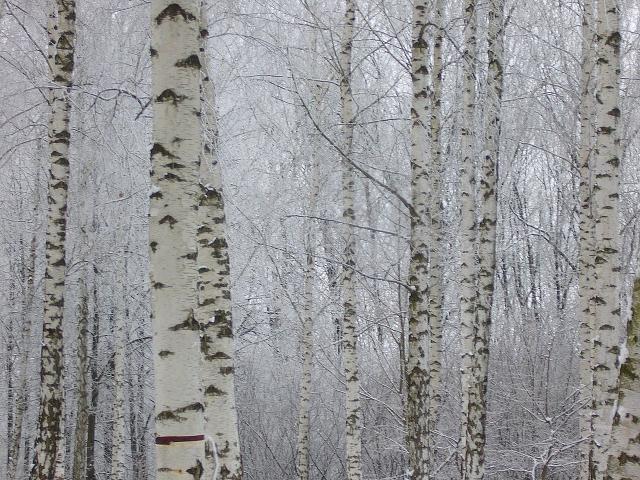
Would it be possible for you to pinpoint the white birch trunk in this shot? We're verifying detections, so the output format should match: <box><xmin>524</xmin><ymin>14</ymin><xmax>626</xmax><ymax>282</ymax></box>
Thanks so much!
<box><xmin>31</xmin><ymin>1</ymin><xmax>76</xmax><ymax>478</ymax></box>
<box><xmin>605</xmin><ymin>278</ymin><xmax>640</xmax><ymax>479</ymax></box>
<box><xmin>149</xmin><ymin>1</ymin><xmax>207</xmax><ymax>478</ymax></box>
<box><xmin>296</xmin><ymin>243</ymin><xmax>315</xmax><ymax>480</ymax></box>
<box><xmin>196</xmin><ymin>5</ymin><xmax>243</xmax><ymax>479</ymax></box>
<box><xmin>8</xmin><ymin>236</ymin><xmax>36</xmax><ymax>480</ymax></box>
<box><xmin>459</xmin><ymin>0</ymin><xmax>478</xmax><ymax>473</ymax></box>
<box><xmin>339</xmin><ymin>2</ymin><xmax>362</xmax><ymax>479</ymax></box>
<box><xmin>462</xmin><ymin>0</ymin><xmax>505</xmax><ymax>478</ymax></box>
<box><xmin>577</xmin><ymin>1</ymin><xmax>597</xmax><ymax>476</ymax></box>
<box><xmin>73</xmin><ymin>157</ymin><xmax>94</xmax><ymax>480</ymax></box>
<box><xmin>427</xmin><ymin>0</ymin><xmax>445</xmax><ymax>465</ymax></box>
<box><xmin>110</xmin><ymin>255</ymin><xmax>127</xmax><ymax>480</ymax></box>
<box><xmin>296</xmin><ymin>87</ymin><xmax>322</xmax><ymax>480</ymax></box>
<box><xmin>591</xmin><ymin>0</ymin><xmax>622</xmax><ymax>477</ymax></box>
<box><xmin>406</xmin><ymin>0</ymin><xmax>433</xmax><ymax>476</ymax></box>
<box><xmin>72</xmin><ymin>279</ymin><xmax>89</xmax><ymax>480</ymax></box>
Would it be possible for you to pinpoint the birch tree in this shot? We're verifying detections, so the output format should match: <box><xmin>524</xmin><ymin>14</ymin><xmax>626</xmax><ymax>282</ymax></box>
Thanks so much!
<box><xmin>427</xmin><ymin>1</ymin><xmax>445</xmax><ymax>450</ymax></box>
<box><xmin>406</xmin><ymin>0</ymin><xmax>434</xmax><ymax>476</ymax></box>
<box><xmin>71</xmin><ymin>279</ymin><xmax>89</xmax><ymax>480</ymax></box>
<box><xmin>605</xmin><ymin>277</ymin><xmax>640</xmax><ymax>479</ymax></box>
<box><xmin>7</xmin><ymin>234</ymin><xmax>37</xmax><ymax>480</ymax></box>
<box><xmin>295</xmin><ymin>165</ymin><xmax>320</xmax><ymax>480</ymax></box>
<box><xmin>295</xmin><ymin>73</ymin><xmax>324</xmax><ymax>480</ymax></box>
<box><xmin>31</xmin><ymin>1</ymin><xmax>77</xmax><ymax>478</ymax></box>
<box><xmin>591</xmin><ymin>0</ymin><xmax>622</xmax><ymax>476</ymax></box>
<box><xmin>459</xmin><ymin>0</ymin><xmax>478</xmax><ymax>473</ymax></box>
<box><xmin>577</xmin><ymin>0</ymin><xmax>597</xmax><ymax>475</ymax></box>
<box><xmin>196</xmin><ymin>4</ymin><xmax>243</xmax><ymax>479</ymax></box>
<box><xmin>461</xmin><ymin>0</ymin><xmax>504</xmax><ymax>477</ymax></box>
<box><xmin>339</xmin><ymin>2</ymin><xmax>362</xmax><ymax>479</ymax></box>
<box><xmin>149</xmin><ymin>0</ymin><xmax>206</xmax><ymax>477</ymax></box>
<box><xmin>295</xmin><ymin>242</ymin><xmax>314</xmax><ymax>480</ymax></box>
<box><xmin>110</xmin><ymin>253</ymin><xmax>127</xmax><ymax>480</ymax></box>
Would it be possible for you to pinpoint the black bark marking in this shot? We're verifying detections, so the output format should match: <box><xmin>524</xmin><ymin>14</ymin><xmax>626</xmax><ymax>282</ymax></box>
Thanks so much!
<box><xmin>155</xmin><ymin>4</ymin><xmax>196</xmax><ymax>25</ymax></box>
<box><xmin>176</xmin><ymin>55</ymin><xmax>201</xmax><ymax>69</ymax></box>
<box><xmin>156</xmin><ymin>89</ymin><xmax>186</xmax><ymax>106</ymax></box>
<box><xmin>169</xmin><ymin>310</ymin><xmax>199</xmax><ymax>331</ymax></box>
<box><xmin>159</xmin><ymin>215</ymin><xmax>178</xmax><ymax>228</ymax></box>
<box><xmin>204</xmin><ymin>385</ymin><xmax>225</xmax><ymax>396</ymax></box>
<box><xmin>151</xmin><ymin>143</ymin><xmax>178</xmax><ymax>159</ymax></box>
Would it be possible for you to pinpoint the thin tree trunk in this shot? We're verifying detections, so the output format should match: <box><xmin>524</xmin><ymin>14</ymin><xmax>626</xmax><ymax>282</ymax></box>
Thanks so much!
<box><xmin>459</xmin><ymin>0</ymin><xmax>478</xmax><ymax>474</ymax></box>
<box><xmin>296</xmin><ymin>243</ymin><xmax>315</xmax><ymax>480</ymax></box>
<box><xmin>406</xmin><ymin>0</ymin><xmax>433</xmax><ymax>476</ymax></box>
<box><xmin>110</xmin><ymin>254</ymin><xmax>127</xmax><ymax>480</ymax></box>
<box><xmin>72</xmin><ymin>279</ymin><xmax>90</xmax><ymax>480</ymax></box>
<box><xmin>339</xmin><ymin>2</ymin><xmax>361</xmax><ymax>479</ymax></box>
<box><xmin>149</xmin><ymin>0</ymin><xmax>207</xmax><ymax>478</ymax></box>
<box><xmin>590</xmin><ymin>0</ymin><xmax>622</xmax><ymax>477</ymax></box>
<box><xmin>296</xmin><ymin>82</ymin><xmax>322</xmax><ymax>479</ymax></box>
<box><xmin>605</xmin><ymin>278</ymin><xmax>640</xmax><ymax>479</ymax></box>
<box><xmin>427</xmin><ymin>0</ymin><xmax>445</xmax><ymax>466</ymax></box>
<box><xmin>31</xmin><ymin>1</ymin><xmax>77</xmax><ymax>477</ymax></box>
<box><xmin>86</xmin><ymin>278</ymin><xmax>99</xmax><ymax>480</ymax></box>
<box><xmin>577</xmin><ymin>1</ymin><xmax>597</xmax><ymax>476</ymax></box>
<box><xmin>72</xmin><ymin>159</ymin><xmax>94</xmax><ymax>480</ymax></box>
<box><xmin>462</xmin><ymin>0</ymin><xmax>504</xmax><ymax>478</ymax></box>
<box><xmin>8</xmin><ymin>234</ymin><xmax>36</xmax><ymax>480</ymax></box>
<box><xmin>196</xmin><ymin>4</ymin><xmax>243</xmax><ymax>479</ymax></box>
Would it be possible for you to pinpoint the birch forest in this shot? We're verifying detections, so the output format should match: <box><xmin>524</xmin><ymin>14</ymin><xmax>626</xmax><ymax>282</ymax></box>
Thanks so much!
<box><xmin>2</xmin><ymin>0</ymin><xmax>640</xmax><ymax>479</ymax></box>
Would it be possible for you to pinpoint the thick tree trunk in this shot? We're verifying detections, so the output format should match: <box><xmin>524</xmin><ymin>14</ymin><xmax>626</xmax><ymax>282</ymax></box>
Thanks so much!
<box><xmin>196</xmin><ymin>4</ymin><xmax>243</xmax><ymax>480</ymax></box>
<box><xmin>149</xmin><ymin>1</ymin><xmax>207</xmax><ymax>478</ymax></box>
<box><xmin>577</xmin><ymin>1</ymin><xmax>597</xmax><ymax>476</ymax></box>
<box><xmin>31</xmin><ymin>1</ymin><xmax>77</xmax><ymax>478</ymax></box>
<box><xmin>339</xmin><ymin>2</ymin><xmax>362</xmax><ymax>479</ymax></box>
<box><xmin>606</xmin><ymin>278</ymin><xmax>640</xmax><ymax>479</ymax></box>
<box><xmin>590</xmin><ymin>1</ymin><xmax>622</xmax><ymax>477</ymax></box>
